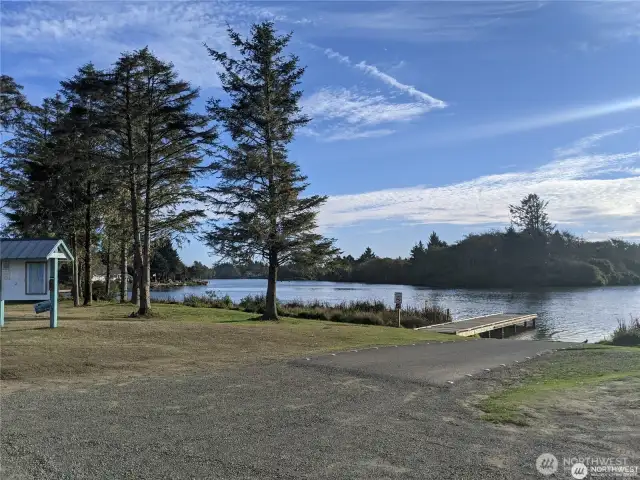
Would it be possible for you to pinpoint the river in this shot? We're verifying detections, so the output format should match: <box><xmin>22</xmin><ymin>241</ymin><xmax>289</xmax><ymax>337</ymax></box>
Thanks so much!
<box><xmin>150</xmin><ymin>279</ymin><xmax>640</xmax><ymax>343</ymax></box>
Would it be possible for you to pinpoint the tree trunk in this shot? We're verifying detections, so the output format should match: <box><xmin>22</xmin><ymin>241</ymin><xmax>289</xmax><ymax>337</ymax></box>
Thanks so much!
<box><xmin>71</xmin><ymin>230</ymin><xmax>80</xmax><ymax>307</ymax></box>
<box><xmin>263</xmin><ymin>249</ymin><xmax>278</xmax><ymax>320</ymax></box>
<box><xmin>83</xmin><ymin>182</ymin><xmax>92</xmax><ymax>306</ymax></box>
<box><xmin>131</xmin><ymin>245</ymin><xmax>141</xmax><ymax>306</ymax></box>
<box><xmin>262</xmin><ymin>60</ymin><xmax>278</xmax><ymax>322</ymax></box>
<box><xmin>120</xmin><ymin>235</ymin><xmax>127</xmax><ymax>304</ymax></box>
<box><xmin>105</xmin><ymin>236</ymin><xmax>111</xmax><ymax>297</ymax></box>
<box><xmin>137</xmin><ymin>84</ymin><xmax>154</xmax><ymax>316</ymax></box>
<box><xmin>129</xmin><ymin>170</ymin><xmax>142</xmax><ymax>307</ymax></box>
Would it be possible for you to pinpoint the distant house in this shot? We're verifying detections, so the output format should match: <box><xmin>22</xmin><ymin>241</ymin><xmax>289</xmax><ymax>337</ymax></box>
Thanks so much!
<box><xmin>0</xmin><ymin>238</ymin><xmax>74</xmax><ymax>327</ymax></box>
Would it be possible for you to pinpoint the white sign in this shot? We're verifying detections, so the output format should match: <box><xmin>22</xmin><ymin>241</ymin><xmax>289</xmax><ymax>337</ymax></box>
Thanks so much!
<box><xmin>394</xmin><ymin>292</ymin><xmax>402</xmax><ymax>308</ymax></box>
<box><xmin>2</xmin><ymin>261</ymin><xmax>9</xmax><ymax>280</ymax></box>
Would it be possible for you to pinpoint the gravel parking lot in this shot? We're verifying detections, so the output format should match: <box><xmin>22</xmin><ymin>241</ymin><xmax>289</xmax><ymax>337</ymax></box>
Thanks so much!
<box><xmin>2</xmin><ymin>343</ymin><xmax>637</xmax><ymax>479</ymax></box>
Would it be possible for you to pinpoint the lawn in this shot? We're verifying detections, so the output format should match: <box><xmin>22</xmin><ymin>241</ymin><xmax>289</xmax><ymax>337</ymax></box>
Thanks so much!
<box><xmin>479</xmin><ymin>345</ymin><xmax>640</xmax><ymax>426</ymax></box>
<box><xmin>0</xmin><ymin>301</ymin><xmax>460</xmax><ymax>382</ymax></box>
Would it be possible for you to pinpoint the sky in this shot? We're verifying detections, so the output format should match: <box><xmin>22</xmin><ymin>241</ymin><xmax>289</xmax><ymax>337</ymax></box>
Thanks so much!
<box><xmin>1</xmin><ymin>0</ymin><xmax>639</xmax><ymax>265</ymax></box>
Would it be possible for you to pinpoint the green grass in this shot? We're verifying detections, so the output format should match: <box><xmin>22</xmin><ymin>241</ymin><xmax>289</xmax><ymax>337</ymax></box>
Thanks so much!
<box><xmin>1</xmin><ymin>301</ymin><xmax>462</xmax><ymax>381</ymax></box>
<box><xmin>479</xmin><ymin>346</ymin><xmax>640</xmax><ymax>426</ymax></box>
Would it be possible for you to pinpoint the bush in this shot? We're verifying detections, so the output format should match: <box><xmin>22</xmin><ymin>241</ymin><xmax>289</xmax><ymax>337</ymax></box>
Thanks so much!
<box><xmin>183</xmin><ymin>291</ymin><xmax>233</xmax><ymax>309</ymax></box>
<box><xmin>91</xmin><ymin>281</ymin><xmax>117</xmax><ymax>302</ymax></box>
<box><xmin>180</xmin><ymin>294</ymin><xmax>452</xmax><ymax>329</ymax></box>
<box><xmin>610</xmin><ymin>317</ymin><xmax>640</xmax><ymax>346</ymax></box>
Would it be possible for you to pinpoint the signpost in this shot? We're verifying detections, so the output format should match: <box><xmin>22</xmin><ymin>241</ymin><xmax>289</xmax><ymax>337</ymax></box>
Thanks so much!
<box><xmin>394</xmin><ymin>292</ymin><xmax>402</xmax><ymax>327</ymax></box>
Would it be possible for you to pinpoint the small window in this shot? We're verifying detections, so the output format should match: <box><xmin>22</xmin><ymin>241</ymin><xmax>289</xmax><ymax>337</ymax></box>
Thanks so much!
<box><xmin>26</xmin><ymin>262</ymin><xmax>47</xmax><ymax>295</ymax></box>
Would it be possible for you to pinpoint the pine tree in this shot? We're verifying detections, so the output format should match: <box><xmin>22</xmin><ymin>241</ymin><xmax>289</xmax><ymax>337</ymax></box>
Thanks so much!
<box><xmin>0</xmin><ymin>75</ymin><xmax>30</xmax><ymax>136</ymax></box>
<box><xmin>410</xmin><ymin>241</ymin><xmax>426</xmax><ymax>262</ymax></box>
<box><xmin>428</xmin><ymin>232</ymin><xmax>447</xmax><ymax>250</ymax></box>
<box><xmin>60</xmin><ymin>63</ymin><xmax>114</xmax><ymax>306</ymax></box>
<box><xmin>509</xmin><ymin>193</ymin><xmax>555</xmax><ymax>236</ymax></box>
<box><xmin>203</xmin><ymin>23</ymin><xmax>337</xmax><ymax>320</ymax></box>
<box><xmin>105</xmin><ymin>48</ymin><xmax>215</xmax><ymax>315</ymax></box>
<box><xmin>1</xmin><ymin>94</ymin><xmax>68</xmax><ymax>236</ymax></box>
<box><xmin>357</xmin><ymin>247</ymin><xmax>377</xmax><ymax>263</ymax></box>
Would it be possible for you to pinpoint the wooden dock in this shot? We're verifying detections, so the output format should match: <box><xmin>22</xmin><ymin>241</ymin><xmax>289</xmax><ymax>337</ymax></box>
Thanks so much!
<box><xmin>416</xmin><ymin>313</ymin><xmax>537</xmax><ymax>338</ymax></box>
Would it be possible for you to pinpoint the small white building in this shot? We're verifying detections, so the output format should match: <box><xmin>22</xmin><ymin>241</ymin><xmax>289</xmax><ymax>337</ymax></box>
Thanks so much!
<box><xmin>0</xmin><ymin>238</ymin><xmax>74</xmax><ymax>327</ymax></box>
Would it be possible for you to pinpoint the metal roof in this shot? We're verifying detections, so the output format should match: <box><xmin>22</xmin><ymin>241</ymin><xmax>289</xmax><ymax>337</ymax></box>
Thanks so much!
<box><xmin>0</xmin><ymin>238</ymin><xmax>73</xmax><ymax>260</ymax></box>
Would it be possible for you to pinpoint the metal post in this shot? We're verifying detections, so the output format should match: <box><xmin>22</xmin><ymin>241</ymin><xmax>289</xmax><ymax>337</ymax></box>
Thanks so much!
<box><xmin>49</xmin><ymin>258</ymin><xmax>58</xmax><ymax>328</ymax></box>
<box><xmin>0</xmin><ymin>258</ymin><xmax>3</xmax><ymax>327</ymax></box>
<box><xmin>499</xmin><ymin>327</ymin><xmax>504</xmax><ymax>339</ymax></box>
<box><xmin>397</xmin><ymin>307</ymin><xmax>401</xmax><ymax>328</ymax></box>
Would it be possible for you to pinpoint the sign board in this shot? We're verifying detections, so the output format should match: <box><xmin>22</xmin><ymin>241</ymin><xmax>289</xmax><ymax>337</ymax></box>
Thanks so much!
<box><xmin>2</xmin><ymin>261</ymin><xmax>9</xmax><ymax>280</ymax></box>
<box><xmin>34</xmin><ymin>300</ymin><xmax>51</xmax><ymax>314</ymax></box>
<box><xmin>394</xmin><ymin>292</ymin><xmax>402</xmax><ymax>309</ymax></box>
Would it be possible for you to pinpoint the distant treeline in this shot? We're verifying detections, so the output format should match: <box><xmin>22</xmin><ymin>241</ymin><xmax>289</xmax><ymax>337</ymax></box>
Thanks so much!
<box><xmin>214</xmin><ymin>195</ymin><xmax>640</xmax><ymax>288</ymax></box>
<box><xmin>213</xmin><ymin>232</ymin><xmax>640</xmax><ymax>288</ymax></box>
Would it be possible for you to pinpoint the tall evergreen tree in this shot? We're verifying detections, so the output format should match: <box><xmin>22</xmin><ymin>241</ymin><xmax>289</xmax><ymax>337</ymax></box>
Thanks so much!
<box><xmin>60</xmin><ymin>64</ymin><xmax>114</xmax><ymax>306</ymax></box>
<box><xmin>0</xmin><ymin>75</ymin><xmax>29</xmax><ymax>136</ymax></box>
<box><xmin>357</xmin><ymin>247</ymin><xmax>377</xmax><ymax>263</ymax></box>
<box><xmin>427</xmin><ymin>231</ymin><xmax>447</xmax><ymax>250</ymax></box>
<box><xmin>203</xmin><ymin>23</ymin><xmax>337</xmax><ymax>320</ymax></box>
<box><xmin>509</xmin><ymin>193</ymin><xmax>555</xmax><ymax>236</ymax></box>
<box><xmin>1</xmin><ymin>94</ymin><xmax>68</xmax><ymax>236</ymax></box>
<box><xmin>410</xmin><ymin>241</ymin><xmax>426</xmax><ymax>262</ymax></box>
<box><xmin>106</xmin><ymin>48</ymin><xmax>215</xmax><ymax>315</ymax></box>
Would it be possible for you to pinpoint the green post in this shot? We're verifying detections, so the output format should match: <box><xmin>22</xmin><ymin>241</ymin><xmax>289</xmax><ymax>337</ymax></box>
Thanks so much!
<box><xmin>49</xmin><ymin>258</ymin><xmax>58</xmax><ymax>328</ymax></box>
<box><xmin>0</xmin><ymin>258</ymin><xmax>3</xmax><ymax>327</ymax></box>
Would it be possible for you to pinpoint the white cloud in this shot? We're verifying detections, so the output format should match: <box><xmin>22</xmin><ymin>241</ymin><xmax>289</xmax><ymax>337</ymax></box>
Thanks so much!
<box><xmin>554</xmin><ymin>127</ymin><xmax>632</xmax><ymax>158</ymax></box>
<box><xmin>318</xmin><ymin>129</ymin><xmax>640</xmax><ymax>241</ymax></box>
<box><xmin>303</xmin><ymin>88</ymin><xmax>433</xmax><ymax>125</ymax></box>
<box><xmin>582</xmin><ymin>1</ymin><xmax>640</xmax><ymax>42</ymax></box>
<box><xmin>299</xmin><ymin>2</ymin><xmax>545</xmax><ymax>43</ymax></box>
<box><xmin>444</xmin><ymin>96</ymin><xmax>640</xmax><ymax>142</ymax></box>
<box><xmin>301</xmin><ymin>87</ymin><xmax>437</xmax><ymax>141</ymax></box>
<box><xmin>323</xmin><ymin>48</ymin><xmax>446</xmax><ymax>109</ymax></box>
<box><xmin>0</xmin><ymin>1</ymin><xmax>273</xmax><ymax>88</ymax></box>
<box><xmin>303</xmin><ymin>47</ymin><xmax>445</xmax><ymax>141</ymax></box>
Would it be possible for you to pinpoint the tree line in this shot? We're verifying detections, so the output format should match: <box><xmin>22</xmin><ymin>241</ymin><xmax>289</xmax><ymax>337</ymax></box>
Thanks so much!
<box><xmin>1</xmin><ymin>23</ymin><xmax>336</xmax><ymax>319</ymax></box>
<box><xmin>221</xmin><ymin>194</ymin><xmax>640</xmax><ymax>288</ymax></box>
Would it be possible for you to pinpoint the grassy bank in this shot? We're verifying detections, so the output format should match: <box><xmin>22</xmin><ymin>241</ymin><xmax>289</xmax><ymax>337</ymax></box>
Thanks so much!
<box><xmin>599</xmin><ymin>316</ymin><xmax>640</xmax><ymax>346</ymax></box>
<box><xmin>0</xmin><ymin>301</ymin><xmax>460</xmax><ymax>382</ymax></box>
<box><xmin>479</xmin><ymin>346</ymin><xmax>640</xmax><ymax>426</ymax></box>
<box><xmin>164</xmin><ymin>292</ymin><xmax>452</xmax><ymax>329</ymax></box>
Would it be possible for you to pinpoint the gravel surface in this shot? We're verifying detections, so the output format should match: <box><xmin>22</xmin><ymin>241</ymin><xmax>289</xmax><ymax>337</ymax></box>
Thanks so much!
<box><xmin>1</xmin><ymin>345</ymin><xmax>634</xmax><ymax>479</ymax></box>
<box><xmin>296</xmin><ymin>339</ymin><xmax>574</xmax><ymax>384</ymax></box>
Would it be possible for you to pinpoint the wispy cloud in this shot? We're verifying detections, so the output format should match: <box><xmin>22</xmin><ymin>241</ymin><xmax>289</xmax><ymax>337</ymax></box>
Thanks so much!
<box><xmin>446</xmin><ymin>96</ymin><xmax>640</xmax><ymax>142</ymax></box>
<box><xmin>554</xmin><ymin>127</ymin><xmax>633</xmax><ymax>158</ymax></box>
<box><xmin>298</xmin><ymin>1</ymin><xmax>545</xmax><ymax>43</ymax></box>
<box><xmin>581</xmin><ymin>1</ymin><xmax>640</xmax><ymax>42</ymax></box>
<box><xmin>0</xmin><ymin>1</ymin><xmax>273</xmax><ymax>88</ymax></box>
<box><xmin>318</xmin><ymin>128</ymin><xmax>640</xmax><ymax>241</ymax></box>
<box><xmin>323</xmin><ymin>48</ymin><xmax>446</xmax><ymax>108</ymax></box>
<box><xmin>303</xmin><ymin>47</ymin><xmax>445</xmax><ymax>141</ymax></box>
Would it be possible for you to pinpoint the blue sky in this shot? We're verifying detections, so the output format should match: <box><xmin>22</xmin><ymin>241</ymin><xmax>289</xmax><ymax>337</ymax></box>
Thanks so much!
<box><xmin>1</xmin><ymin>1</ymin><xmax>639</xmax><ymax>265</ymax></box>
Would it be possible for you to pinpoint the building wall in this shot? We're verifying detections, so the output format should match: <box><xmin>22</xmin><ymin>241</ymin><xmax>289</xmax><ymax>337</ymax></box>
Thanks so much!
<box><xmin>1</xmin><ymin>259</ymin><xmax>50</xmax><ymax>302</ymax></box>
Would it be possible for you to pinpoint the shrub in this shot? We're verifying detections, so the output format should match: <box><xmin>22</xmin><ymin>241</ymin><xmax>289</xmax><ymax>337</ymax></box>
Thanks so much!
<box><xmin>91</xmin><ymin>281</ymin><xmax>117</xmax><ymax>302</ymax></box>
<box><xmin>183</xmin><ymin>291</ymin><xmax>233</xmax><ymax>309</ymax></box>
<box><xmin>183</xmin><ymin>294</ymin><xmax>452</xmax><ymax>329</ymax></box>
<box><xmin>610</xmin><ymin>317</ymin><xmax>640</xmax><ymax>346</ymax></box>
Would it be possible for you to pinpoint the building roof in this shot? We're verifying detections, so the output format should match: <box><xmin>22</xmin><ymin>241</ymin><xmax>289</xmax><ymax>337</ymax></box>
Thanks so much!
<box><xmin>0</xmin><ymin>238</ymin><xmax>74</xmax><ymax>261</ymax></box>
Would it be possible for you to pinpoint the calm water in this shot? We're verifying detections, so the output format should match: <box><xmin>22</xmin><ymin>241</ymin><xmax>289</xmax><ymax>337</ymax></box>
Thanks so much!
<box><xmin>150</xmin><ymin>279</ymin><xmax>640</xmax><ymax>343</ymax></box>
